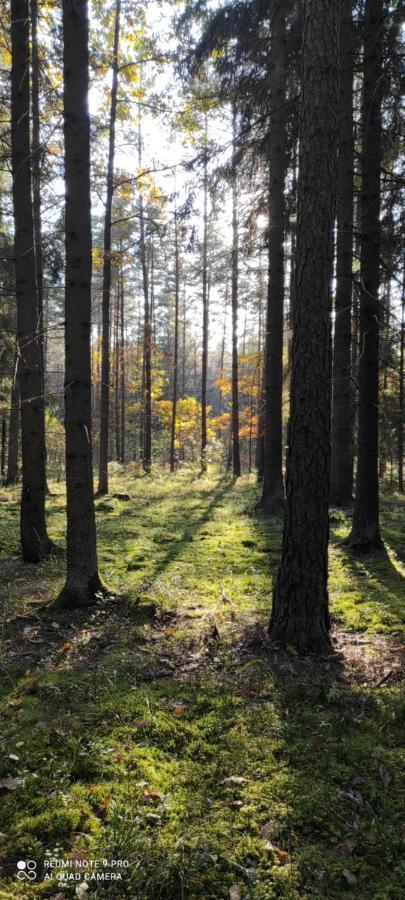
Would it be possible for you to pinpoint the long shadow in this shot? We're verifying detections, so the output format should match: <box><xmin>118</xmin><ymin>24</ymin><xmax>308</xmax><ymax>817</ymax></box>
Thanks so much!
<box><xmin>330</xmin><ymin>538</ymin><xmax>405</xmax><ymax>627</ymax></box>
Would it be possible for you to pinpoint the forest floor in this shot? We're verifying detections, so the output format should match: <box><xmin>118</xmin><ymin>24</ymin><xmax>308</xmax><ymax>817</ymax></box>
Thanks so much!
<box><xmin>0</xmin><ymin>468</ymin><xmax>404</xmax><ymax>900</ymax></box>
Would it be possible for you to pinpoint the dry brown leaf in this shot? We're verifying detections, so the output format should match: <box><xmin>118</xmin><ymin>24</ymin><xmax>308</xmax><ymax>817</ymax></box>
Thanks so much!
<box><xmin>60</xmin><ymin>641</ymin><xmax>72</xmax><ymax>652</ymax></box>
<box><xmin>287</xmin><ymin>643</ymin><xmax>299</xmax><ymax>655</ymax></box>
<box><xmin>260</xmin><ymin>821</ymin><xmax>274</xmax><ymax>840</ymax></box>
<box><xmin>24</xmin><ymin>680</ymin><xmax>39</xmax><ymax>694</ymax></box>
<box><xmin>229</xmin><ymin>887</ymin><xmax>241</xmax><ymax>900</ymax></box>
<box><xmin>164</xmin><ymin>627</ymin><xmax>176</xmax><ymax>637</ymax></box>
<box><xmin>0</xmin><ymin>776</ymin><xmax>19</xmax><ymax>791</ymax></box>
<box><xmin>131</xmin><ymin>718</ymin><xmax>147</xmax><ymax>729</ymax></box>
<box><xmin>141</xmin><ymin>790</ymin><xmax>163</xmax><ymax>805</ymax></box>
<box><xmin>342</xmin><ymin>868</ymin><xmax>357</xmax><ymax>887</ymax></box>
<box><xmin>266</xmin><ymin>842</ymin><xmax>289</xmax><ymax>864</ymax></box>
<box><xmin>173</xmin><ymin>704</ymin><xmax>186</xmax><ymax>717</ymax></box>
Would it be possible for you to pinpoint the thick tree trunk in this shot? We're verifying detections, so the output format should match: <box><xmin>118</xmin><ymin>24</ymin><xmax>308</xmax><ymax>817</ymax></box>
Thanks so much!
<box><xmin>231</xmin><ymin>109</ymin><xmax>241</xmax><ymax>478</ymax></box>
<box><xmin>260</xmin><ymin>7</ymin><xmax>287</xmax><ymax>511</ymax></box>
<box><xmin>11</xmin><ymin>0</ymin><xmax>52</xmax><ymax>561</ymax></box>
<box><xmin>201</xmin><ymin>115</ymin><xmax>209</xmax><ymax>472</ymax></box>
<box><xmin>270</xmin><ymin>0</ymin><xmax>339</xmax><ymax>653</ymax></box>
<box><xmin>98</xmin><ymin>0</ymin><xmax>121</xmax><ymax>494</ymax></box>
<box><xmin>330</xmin><ymin>0</ymin><xmax>354</xmax><ymax>507</ymax></box>
<box><xmin>6</xmin><ymin>364</ymin><xmax>19</xmax><ymax>484</ymax></box>
<box><xmin>348</xmin><ymin>0</ymin><xmax>384</xmax><ymax>551</ymax></box>
<box><xmin>57</xmin><ymin>0</ymin><xmax>103</xmax><ymax>607</ymax></box>
<box><xmin>170</xmin><ymin>205</ymin><xmax>180</xmax><ymax>472</ymax></box>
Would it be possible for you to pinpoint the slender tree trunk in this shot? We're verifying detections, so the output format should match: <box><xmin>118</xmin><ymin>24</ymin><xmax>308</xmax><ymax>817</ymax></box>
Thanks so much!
<box><xmin>1</xmin><ymin>418</ymin><xmax>6</xmax><ymax>477</ymax></box>
<box><xmin>31</xmin><ymin>0</ymin><xmax>45</xmax><ymax>396</ymax></box>
<box><xmin>218</xmin><ymin>285</ymin><xmax>227</xmax><ymax>441</ymax></box>
<box><xmin>114</xmin><ymin>283</ymin><xmax>120</xmax><ymax>461</ymax></box>
<box><xmin>201</xmin><ymin>115</ymin><xmax>209</xmax><ymax>472</ymax></box>
<box><xmin>398</xmin><ymin>267</ymin><xmax>404</xmax><ymax>492</ymax></box>
<box><xmin>270</xmin><ymin>0</ymin><xmax>339</xmax><ymax>653</ymax></box>
<box><xmin>348</xmin><ymin>0</ymin><xmax>384</xmax><ymax>551</ymax></box>
<box><xmin>98</xmin><ymin>0</ymin><xmax>121</xmax><ymax>494</ymax></box>
<box><xmin>11</xmin><ymin>0</ymin><xmax>52</xmax><ymax>561</ymax></box>
<box><xmin>330</xmin><ymin>0</ymin><xmax>354</xmax><ymax>507</ymax></box>
<box><xmin>57</xmin><ymin>0</ymin><xmax>103</xmax><ymax>607</ymax></box>
<box><xmin>138</xmin><ymin>115</ymin><xmax>152</xmax><ymax>473</ymax></box>
<box><xmin>260</xmin><ymin>6</ymin><xmax>287</xmax><ymax>511</ymax></box>
<box><xmin>170</xmin><ymin>204</ymin><xmax>180</xmax><ymax>472</ymax></box>
<box><xmin>120</xmin><ymin>265</ymin><xmax>126</xmax><ymax>464</ymax></box>
<box><xmin>231</xmin><ymin>108</ymin><xmax>241</xmax><ymax>478</ymax></box>
<box><xmin>255</xmin><ymin>245</ymin><xmax>265</xmax><ymax>478</ymax></box>
<box><xmin>181</xmin><ymin>285</ymin><xmax>186</xmax><ymax>398</ymax></box>
<box><xmin>6</xmin><ymin>363</ymin><xmax>19</xmax><ymax>484</ymax></box>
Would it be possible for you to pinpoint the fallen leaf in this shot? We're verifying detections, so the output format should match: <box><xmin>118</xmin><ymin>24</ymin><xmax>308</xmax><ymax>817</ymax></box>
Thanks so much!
<box><xmin>131</xmin><ymin>718</ymin><xmax>147</xmax><ymax>729</ymax></box>
<box><xmin>260</xmin><ymin>821</ymin><xmax>274</xmax><ymax>840</ymax></box>
<box><xmin>24</xmin><ymin>680</ymin><xmax>40</xmax><ymax>695</ymax></box>
<box><xmin>266</xmin><ymin>842</ymin><xmax>289</xmax><ymax>864</ymax></box>
<box><xmin>342</xmin><ymin>868</ymin><xmax>357</xmax><ymax>887</ymax></box>
<box><xmin>0</xmin><ymin>776</ymin><xmax>20</xmax><ymax>791</ymax></box>
<box><xmin>141</xmin><ymin>790</ymin><xmax>163</xmax><ymax>805</ymax></box>
<box><xmin>173</xmin><ymin>704</ymin><xmax>186</xmax><ymax>717</ymax></box>
<box><xmin>339</xmin><ymin>838</ymin><xmax>357</xmax><ymax>858</ymax></box>
<box><xmin>60</xmin><ymin>641</ymin><xmax>72</xmax><ymax>652</ymax></box>
<box><xmin>229</xmin><ymin>887</ymin><xmax>241</xmax><ymax>900</ymax></box>
<box><xmin>164</xmin><ymin>627</ymin><xmax>176</xmax><ymax>637</ymax></box>
<box><xmin>287</xmin><ymin>643</ymin><xmax>299</xmax><ymax>655</ymax></box>
<box><xmin>221</xmin><ymin>776</ymin><xmax>248</xmax><ymax>786</ymax></box>
<box><xmin>8</xmin><ymin>754</ymin><xmax>19</xmax><ymax>761</ymax></box>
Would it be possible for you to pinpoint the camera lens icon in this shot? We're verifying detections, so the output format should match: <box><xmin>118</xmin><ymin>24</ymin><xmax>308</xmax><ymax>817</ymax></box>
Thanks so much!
<box><xmin>17</xmin><ymin>860</ymin><xmax>37</xmax><ymax>881</ymax></box>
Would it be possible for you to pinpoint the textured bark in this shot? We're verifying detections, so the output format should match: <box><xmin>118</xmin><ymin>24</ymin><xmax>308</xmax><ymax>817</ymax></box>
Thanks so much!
<box><xmin>114</xmin><ymin>284</ymin><xmax>120</xmax><ymax>460</ymax></box>
<box><xmin>6</xmin><ymin>365</ymin><xmax>19</xmax><ymax>484</ymax></box>
<box><xmin>170</xmin><ymin>206</ymin><xmax>180</xmax><ymax>472</ymax></box>
<box><xmin>201</xmin><ymin>115</ymin><xmax>209</xmax><ymax>472</ymax></box>
<box><xmin>330</xmin><ymin>0</ymin><xmax>354</xmax><ymax>507</ymax></box>
<box><xmin>231</xmin><ymin>109</ymin><xmax>241</xmax><ymax>478</ymax></box>
<box><xmin>260</xmin><ymin>7</ymin><xmax>287</xmax><ymax>511</ymax></box>
<box><xmin>270</xmin><ymin>0</ymin><xmax>339</xmax><ymax>653</ymax></box>
<box><xmin>348</xmin><ymin>0</ymin><xmax>384</xmax><ymax>551</ymax></box>
<box><xmin>397</xmin><ymin>268</ymin><xmax>404</xmax><ymax>492</ymax></box>
<box><xmin>31</xmin><ymin>0</ymin><xmax>45</xmax><ymax>388</ymax></box>
<box><xmin>98</xmin><ymin>0</ymin><xmax>121</xmax><ymax>494</ymax></box>
<box><xmin>119</xmin><ymin>266</ymin><xmax>126</xmax><ymax>464</ymax></box>
<box><xmin>11</xmin><ymin>0</ymin><xmax>52</xmax><ymax>561</ymax></box>
<box><xmin>1</xmin><ymin>418</ymin><xmax>6</xmax><ymax>477</ymax></box>
<box><xmin>57</xmin><ymin>0</ymin><xmax>102</xmax><ymax>608</ymax></box>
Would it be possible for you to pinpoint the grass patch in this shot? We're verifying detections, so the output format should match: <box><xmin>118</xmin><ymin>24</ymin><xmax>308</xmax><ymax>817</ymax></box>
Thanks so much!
<box><xmin>0</xmin><ymin>470</ymin><xmax>404</xmax><ymax>898</ymax></box>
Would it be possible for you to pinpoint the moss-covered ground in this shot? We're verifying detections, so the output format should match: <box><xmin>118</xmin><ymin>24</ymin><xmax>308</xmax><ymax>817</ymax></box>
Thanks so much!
<box><xmin>0</xmin><ymin>468</ymin><xmax>404</xmax><ymax>899</ymax></box>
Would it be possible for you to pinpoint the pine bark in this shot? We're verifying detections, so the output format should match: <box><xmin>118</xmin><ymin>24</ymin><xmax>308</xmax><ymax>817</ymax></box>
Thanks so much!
<box><xmin>231</xmin><ymin>109</ymin><xmax>241</xmax><ymax>478</ymax></box>
<box><xmin>397</xmin><ymin>268</ymin><xmax>404</xmax><ymax>492</ymax></box>
<box><xmin>170</xmin><ymin>206</ymin><xmax>180</xmax><ymax>472</ymax></box>
<box><xmin>201</xmin><ymin>116</ymin><xmax>209</xmax><ymax>472</ymax></box>
<box><xmin>1</xmin><ymin>418</ymin><xmax>6</xmax><ymax>477</ymax></box>
<box><xmin>348</xmin><ymin>0</ymin><xmax>384</xmax><ymax>551</ymax></box>
<box><xmin>57</xmin><ymin>0</ymin><xmax>102</xmax><ymax>607</ymax></box>
<box><xmin>260</xmin><ymin>7</ymin><xmax>287</xmax><ymax>511</ymax></box>
<box><xmin>330</xmin><ymin>0</ymin><xmax>354</xmax><ymax>507</ymax></box>
<box><xmin>98</xmin><ymin>0</ymin><xmax>121</xmax><ymax>494</ymax></box>
<box><xmin>31</xmin><ymin>0</ymin><xmax>45</xmax><ymax>393</ymax></box>
<box><xmin>11</xmin><ymin>0</ymin><xmax>52</xmax><ymax>561</ymax></box>
<box><xmin>119</xmin><ymin>266</ymin><xmax>126</xmax><ymax>463</ymax></box>
<box><xmin>270</xmin><ymin>0</ymin><xmax>339</xmax><ymax>653</ymax></box>
<box><xmin>6</xmin><ymin>367</ymin><xmax>19</xmax><ymax>484</ymax></box>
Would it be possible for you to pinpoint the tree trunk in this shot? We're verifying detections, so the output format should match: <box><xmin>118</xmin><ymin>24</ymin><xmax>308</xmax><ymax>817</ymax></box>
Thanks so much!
<box><xmin>31</xmin><ymin>0</ymin><xmax>45</xmax><ymax>401</ymax></box>
<box><xmin>57</xmin><ymin>0</ymin><xmax>103</xmax><ymax>607</ymax></box>
<box><xmin>98</xmin><ymin>0</ymin><xmax>121</xmax><ymax>494</ymax></box>
<box><xmin>170</xmin><ymin>204</ymin><xmax>180</xmax><ymax>472</ymax></box>
<box><xmin>260</xmin><ymin>6</ymin><xmax>287</xmax><ymax>511</ymax></box>
<box><xmin>270</xmin><ymin>0</ymin><xmax>339</xmax><ymax>653</ymax></box>
<box><xmin>11</xmin><ymin>0</ymin><xmax>52</xmax><ymax>561</ymax></box>
<box><xmin>201</xmin><ymin>114</ymin><xmax>209</xmax><ymax>472</ymax></box>
<box><xmin>348</xmin><ymin>0</ymin><xmax>384</xmax><ymax>551</ymax></box>
<box><xmin>114</xmin><ymin>282</ymin><xmax>120</xmax><ymax>461</ymax></box>
<box><xmin>330</xmin><ymin>0</ymin><xmax>354</xmax><ymax>507</ymax></box>
<box><xmin>1</xmin><ymin>418</ymin><xmax>6</xmax><ymax>477</ymax></box>
<box><xmin>6</xmin><ymin>363</ymin><xmax>19</xmax><ymax>484</ymax></box>
<box><xmin>138</xmin><ymin>113</ymin><xmax>152</xmax><ymax>473</ymax></box>
<box><xmin>231</xmin><ymin>108</ymin><xmax>241</xmax><ymax>478</ymax></box>
<box><xmin>398</xmin><ymin>266</ymin><xmax>404</xmax><ymax>492</ymax></box>
<box><xmin>120</xmin><ymin>265</ymin><xmax>126</xmax><ymax>464</ymax></box>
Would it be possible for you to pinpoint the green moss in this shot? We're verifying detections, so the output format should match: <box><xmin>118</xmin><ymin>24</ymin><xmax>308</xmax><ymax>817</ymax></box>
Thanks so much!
<box><xmin>0</xmin><ymin>471</ymin><xmax>404</xmax><ymax>897</ymax></box>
